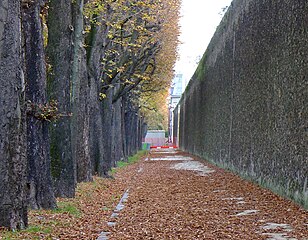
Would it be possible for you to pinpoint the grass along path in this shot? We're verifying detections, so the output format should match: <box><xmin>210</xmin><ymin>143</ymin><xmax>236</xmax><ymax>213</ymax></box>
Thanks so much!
<box><xmin>0</xmin><ymin>151</ymin><xmax>147</xmax><ymax>240</ymax></box>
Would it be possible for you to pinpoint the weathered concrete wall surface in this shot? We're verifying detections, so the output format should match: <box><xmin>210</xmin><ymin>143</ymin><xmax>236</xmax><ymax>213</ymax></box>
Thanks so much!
<box><xmin>177</xmin><ymin>0</ymin><xmax>308</xmax><ymax>208</ymax></box>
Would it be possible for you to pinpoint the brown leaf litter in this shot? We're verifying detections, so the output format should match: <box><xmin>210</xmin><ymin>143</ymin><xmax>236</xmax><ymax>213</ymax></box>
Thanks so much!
<box><xmin>0</xmin><ymin>149</ymin><xmax>307</xmax><ymax>239</ymax></box>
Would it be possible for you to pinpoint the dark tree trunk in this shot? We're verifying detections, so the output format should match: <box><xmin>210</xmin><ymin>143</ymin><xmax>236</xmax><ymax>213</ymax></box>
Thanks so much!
<box><xmin>88</xmin><ymin>24</ymin><xmax>107</xmax><ymax>176</ymax></box>
<box><xmin>89</xmin><ymin>79</ymin><xmax>105</xmax><ymax>176</ymax></box>
<box><xmin>100</xmin><ymin>89</ymin><xmax>113</xmax><ymax>175</ymax></box>
<box><xmin>88</xmin><ymin>64</ymin><xmax>105</xmax><ymax>176</ymax></box>
<box><xmin>0</xmin><ymin>0</ymin><xmax>28</xmax><ymax>229</ymax></box>
<box><xmin>111</xmin><ymin>96</ymin><xmax>125</xmax><ymax>165</ymax></box>
<box><xmin>124</xmin><ymin>111</ymin><xmax>132</xmax><ymax>156</ymax></box>
<box><xmin>47</xmin><ymin>0</ymin><xmax>76</xmax><ymax>197</ymax></box>
<box><xmin>126</xmin><ymin>98</ymin><xmax>143</xmax><ymax>155</ymax></box>
<box><xmin>71</xmin><ymin>0</ymin><xmax>92</xmax><ymax>183</ymax></box>
<box><xmin>121</xmin><ymin>98</ymin><xmax>128</xmax><ymax>161</ymax></box>
<box><xmin>22</xmin><ymin>0</ymin><xmax>56</xmax><ymax>210</ymax></box>
<box><xmin>124</xmin><ymin>98</ymin><xmax>139</xmax><ymax>156</ymax></box>
<box><xmin>138</xmin><ymin>117</ymin><xmax>144</xmax><ymax>150</ymax></box>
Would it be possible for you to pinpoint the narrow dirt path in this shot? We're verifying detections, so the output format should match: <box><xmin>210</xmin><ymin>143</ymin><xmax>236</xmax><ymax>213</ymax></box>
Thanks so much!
<box><xmin>103</xmin><ymin>148</ymin><xmax>307</xmax><ymax>240</ymax></box>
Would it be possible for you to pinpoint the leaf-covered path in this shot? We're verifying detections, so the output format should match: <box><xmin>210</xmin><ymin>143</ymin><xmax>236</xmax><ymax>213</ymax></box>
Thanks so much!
<box><xmin>104</xmin><ymin>148</ymin><xmax>307</xmax><ymax>240</ymax></box>
<box><xmin>0</xmin><ymin>149</ymin><xmax>307</xmax><ymax>239</ymax></box>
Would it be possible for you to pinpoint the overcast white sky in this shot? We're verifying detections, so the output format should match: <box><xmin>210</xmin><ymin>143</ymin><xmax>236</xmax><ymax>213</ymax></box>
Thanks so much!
<box><xmin>175</xmin><ymin>0</ymin><xmax>233</xmax><ymax>85</ymax></box>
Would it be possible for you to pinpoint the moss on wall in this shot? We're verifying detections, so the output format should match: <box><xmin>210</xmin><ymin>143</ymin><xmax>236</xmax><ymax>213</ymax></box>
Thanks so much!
<box><xmin>177</xmin><ymin>0</ymin><xmax>308</xmax><ymax>209</ymax></box>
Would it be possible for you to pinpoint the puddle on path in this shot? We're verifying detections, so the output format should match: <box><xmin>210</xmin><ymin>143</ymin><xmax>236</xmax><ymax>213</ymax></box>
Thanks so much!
<box><xmin>171</xmin><ymin>161</ymin><xmax>215</xmax><ymax>176</ymax></box>
<box><xmin>150</xmin><ymin>152</ymin><xmax>215</xmax><ymax>176</ymax></box>
<box><xmin>222</xmin><ymin>197</ymin><xmax>244</xmax><ymax>201</ymax></box>
<box><xmin>234</xmin><ymin>209</ymin><xmax>259</xmax><ymax>216</ymax></box>
<box><xmin>261</xmin><ymin>232</ymin><xmax>297</xmax><ymax>240</ymax></box>
<box><xmin>262</xmin><ymin>223</ymin><xmax>293</xmax><ymax>231</ymax></box>
<box><xmin>150</xmin><ymin>156</ymin><xmax>194</xmax><ymax>161</ymax></box>
<box><xmin>260</xmin><ymin>223</ymin><xmax>295</xmax><ymax>240</ymax></box>
<box><xmin>97</xmin><ymin>232</ymin><xmax>110</xmax><ymax>240</ymax></box>
<box><xmin>213</xmin><ymin>189</ymin><xmax>226</xmax><ymax>193</ymax></box>
<box><xmin>150</xmin><ymin>149</ymin><xmax>178</xmax><ymax>154</ymax></box>
<box><xmin>222</xmin><ymin>197</ymin><xmax>246</xmax><ymax>204</ymax></box>
<box><xmin>107</xmin><ymin>222</ymin><xmax>116</xmax><ymax>227</ymax></box>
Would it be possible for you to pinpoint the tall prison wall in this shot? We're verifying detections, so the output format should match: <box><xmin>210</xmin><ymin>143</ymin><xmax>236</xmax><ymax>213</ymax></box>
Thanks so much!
<box><xmin>177</xmin><ymin>0</ymin><xmax>308</xmax><ymax>208</ymax></box>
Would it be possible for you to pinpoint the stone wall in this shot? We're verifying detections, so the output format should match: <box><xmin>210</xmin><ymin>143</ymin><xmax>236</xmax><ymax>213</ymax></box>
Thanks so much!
<box><xmin>176</xmin><ymin>0</ymin><xmax>308</xmax><ymax>208</ymax></box>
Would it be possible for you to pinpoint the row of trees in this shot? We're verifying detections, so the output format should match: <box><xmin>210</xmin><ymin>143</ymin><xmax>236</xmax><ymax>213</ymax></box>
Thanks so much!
<box><xmin>0</xmin><ymin>0</ymin><xmax>180</xmax><ymax>230</ymax></box>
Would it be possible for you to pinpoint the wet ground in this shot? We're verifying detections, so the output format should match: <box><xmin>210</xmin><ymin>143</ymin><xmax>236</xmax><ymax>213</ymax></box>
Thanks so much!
<box><xmin>101</xmin><ymin>148</ymin><xmax>307</xmax><ymax>240</ymax></box>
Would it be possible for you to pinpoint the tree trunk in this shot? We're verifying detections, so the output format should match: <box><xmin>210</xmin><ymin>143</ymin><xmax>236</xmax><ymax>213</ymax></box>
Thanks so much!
<box><xmin>22</xmin><ymin>0</ymin><xmax>56</xmax><ymax>209</ymax></box>
<box><xmin>87</xmin><ymin>23</ymin><xmax>107</xmax><ymax>176</ymax></box>
<box><xmin>89</xmin><ymin>77</ymin><xmax>105</xmax><ymax>175</ymax></box>
<box><xmin>124</xmin><ymin>99</ymin><xmax>138</xmax><ymax>156</ymax></box>
<box><xmin>47</xmin><ymin>0</ymin><xmax>76</xmax><ymax>197</ymax></box>
<box><xmin>0</xmin><ymin>0</ymin><xmax>28</xmax><ymax>229</ymax></box>
<box><xmin>121</xmin><ymin>98</ymin><xmax>128</xmax><ymax>161</ymax></box>
<box><xmin>123</xmin><ymin>97</ymin><xmax>143</xmax><ymax>156</ymax></box>
<box><xmin>111</xmin><ymin>96</ymin><xmax>125</xmax><ymax>165</ymax></box>
<box><xmin>71</xmin><ymin>0</ymin><xmax>92</xmax><ymax>183</ymax></box>
<box><xmin>100</xmin><ymin>89</ymin><xmax>113</xmax><ymax>175</ymax></box>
